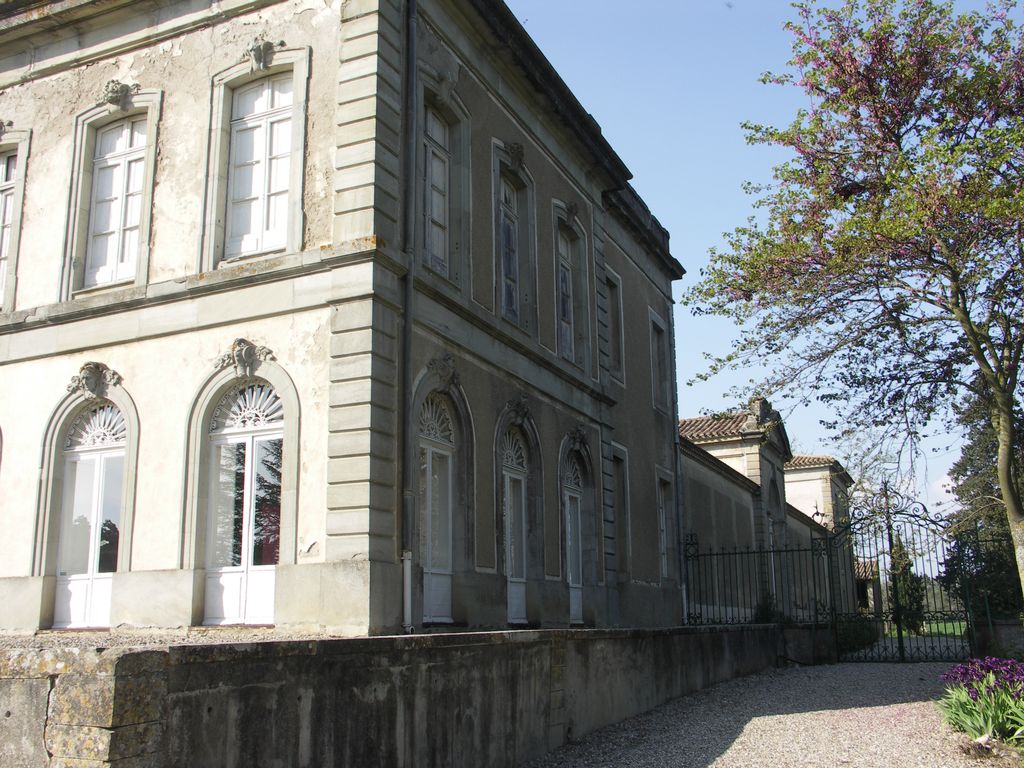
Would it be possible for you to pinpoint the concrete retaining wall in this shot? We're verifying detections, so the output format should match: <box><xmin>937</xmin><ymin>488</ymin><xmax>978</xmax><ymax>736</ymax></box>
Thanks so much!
<box><xmin>0</xmin><ymin>624</ymin><xmax>831</xmax><ymax>767</ymax></box>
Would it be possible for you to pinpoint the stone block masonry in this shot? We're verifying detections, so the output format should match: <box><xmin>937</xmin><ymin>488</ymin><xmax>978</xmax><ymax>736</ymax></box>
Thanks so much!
<box><xmin>0</xmin><ymin>625</ymin><xmax>832</xmax><ymax>766</ymax></box>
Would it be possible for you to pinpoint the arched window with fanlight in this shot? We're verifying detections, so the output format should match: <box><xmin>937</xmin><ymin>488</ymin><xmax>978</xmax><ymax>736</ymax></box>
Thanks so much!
<box><xmin>563</xmin><ymin>455</ymin><xmax>584</xmax><ymax>625</ymax></box>
<box><xmin>419</xmin><ymin>392</ymin><xmax>455</xmax><ymax>623</ymax></box>
<box><xmin>501</xmin><ymin>428</ymin><xmax>529</xmax><ymax>624</ymax></box>
<box><xmin>204</xmin><ymin>380</ymin><xmax>284</xmax><ymax>625</ymax></box>
<box><xmin>54</xmin><ymin>403</ymin><xmax>127</xmax><ymax>628</ymax></box>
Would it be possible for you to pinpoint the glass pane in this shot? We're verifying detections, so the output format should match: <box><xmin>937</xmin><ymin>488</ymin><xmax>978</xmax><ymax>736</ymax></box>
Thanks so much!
<box><xmin>130</xmin><ymin>118</ymin><xmax>147</xmax><ymax>148</ymax></box>
<box><xmin>119</xmin><ymin>228</ymin><xmax>139</xmax><ymax>272</ymax></box>
<box><xmin>88</xmin><ymin>233</ymin><xmax>115</xmax><ymax>273</ymax></box>
<box><xmin>508</xmin><ymin>475</ymin><xmax>525</xmax><ymax>579</ymax></box>
<box><xmin>251</xmin><ymin>439</ymin><xmax>282</xmax><ymax>566</ymax></box>
<box><xmin>418</xmin><ymin>445</ymin><xmax>428</xmax><ymax>549</ymax></box>
<box><xmin>265</xmin><ymin>192</ymin><xmax>288</xmax><ymax>243</ymax></box>
<box><xmin>229</xmin><ymin>199</ymin><xmax>256</xmax><ymax>240</ymax></box>
<box><xmin>96</xmin><ymin>124</ymin><xmax>123</xmax><ymax>158</ymax></box>
<box><xmin>3</xmin><ymin>153</ymin><xmax>17</xmax><ymax>182</ymax></box>
<box><xmin>93</xmin><ymin>198</ymin><xmax>117</xmax><ymax>234</ymax></box>
<box><xmin>60</xmin><ymin>458</ymin><xmax>96</xmax><ymax>576</ymax></box>
<box><xmin>97</xmin><ymin>454</ymin><xmax>123</xmax><ymax>574</ymax></box>
<box><xmin>430</xmin><ymin>450</ymin><xmax>451</xmax><ymax>571</ymax></box>
<box><xmin>268</xmin><ymin>154</ymin><xmax>290</xmax><ymax>195</ymax></box>
<box><xmin>426</xmin><ymin>108</ymin><xmax>447</xmax><ymax>146</ymax></box>
<box><xmin>271</xmin><ymin>75</ymin><xmax>293</xmax><ymax>109</ymax></box>
<box><xmin>93</xmin><ymin>164</ymin><xmax>119</xmax><ymax>205</ymax></box>
<box><xmin>269</xmin><ymin>118</ymin><xmax>292</xmax><ymax>158</ymax></box>
<box><xmin>125</xmin><ymin>157</ymin><xmax>145</xmax><ymax>195</ymax></box>
<box><xmin>231</xmin><ymin>125</ymin><xmax>260</xmax><ymax>177</ymax></box>
<box><xmin>209</xmin><ymin>442</ymin><xmax>246</xmax><ymax>568</ymax></box>
<box><xmin>232</xmin><ymin>82</ymin><xmax>264</xmax><ymax>120</ymax></box>
<box><xmin>559</xmin><ymin>265</ymin><xmax>572</xmax><ymax>321</ymax></box>
<box><xmin>567</xmin><ymin>494</ymin><xmax>582</xmax><ymax>586</ymax></box>
<box><xmin>124</xmin><ymin>191</ymin><xmax>142</xmax><ymax>230</ymax></box>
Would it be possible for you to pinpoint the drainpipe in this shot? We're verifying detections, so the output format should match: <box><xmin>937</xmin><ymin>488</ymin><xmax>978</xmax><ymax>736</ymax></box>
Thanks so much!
<box><xmin>399</xmin><ymin>0</ymin><xmax>419</xmax><ymax>633</ymax></box>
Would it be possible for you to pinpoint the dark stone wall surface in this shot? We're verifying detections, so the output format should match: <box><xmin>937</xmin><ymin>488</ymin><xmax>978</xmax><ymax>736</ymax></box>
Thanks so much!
<box><xmin>0</xmin><ymin>625</ymin><xmax>833</xmax><ymax>767</ymax></box>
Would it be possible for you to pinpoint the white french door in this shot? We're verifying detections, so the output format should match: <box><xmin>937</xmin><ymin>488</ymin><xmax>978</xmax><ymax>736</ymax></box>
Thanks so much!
<box><xmin>565</xmin><ymin>489</ymin><xmax>583</xmax><ymax>624</ymax></box>
<box><xmin>504</xmin><ymin>470</ymin><xmax>528</xmax><ymax>624</ymax></box>
<box><xmin>420</xmin><ymin>443</ymin><xmax>453</xmax><ymax>623</ymax></box>
<box><xmin>54</xmin><ymin>449</ymin><xmax>124</xmax><ymax>628</ymax></box>
<box><xmin>204</xmin><ymin>433</ymin><xmax>282</xmax><ymax>625</ymax></box>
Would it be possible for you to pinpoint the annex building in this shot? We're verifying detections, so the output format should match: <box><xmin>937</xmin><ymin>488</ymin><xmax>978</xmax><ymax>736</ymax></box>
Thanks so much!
<box><xmin>0</xmin><ymin>0</ymin><xmax>684</xmax><ymax>635</ymax></box>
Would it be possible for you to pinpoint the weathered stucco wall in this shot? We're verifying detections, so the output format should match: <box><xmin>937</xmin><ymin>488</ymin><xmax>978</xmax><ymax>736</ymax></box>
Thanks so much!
<box><xmin>0</xmin><ymin>625</ymin><xmax>831</xmax><ymax>767</ymax></box>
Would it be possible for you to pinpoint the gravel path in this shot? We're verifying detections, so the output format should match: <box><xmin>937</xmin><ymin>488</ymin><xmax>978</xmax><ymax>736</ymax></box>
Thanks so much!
<box><xmin>527</xmin><ymin>663</ymin><xmax>1020</xmax><ymax>768</ymax></box>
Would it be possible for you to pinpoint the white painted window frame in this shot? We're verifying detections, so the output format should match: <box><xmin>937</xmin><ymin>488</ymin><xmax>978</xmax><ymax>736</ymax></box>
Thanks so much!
<box><xmin>202</xmin><ymin>49</ymin><xmax>310</xmax><ymax>271</ymax></box>
<box><xmin>62</xmin><ymin>92</ymin><xmax>162</xmax><ymax>299</ymax></box>
<box><xmin>83</xmin><ymin>117</ymin><xmax>149</xmax><ymax>289</ymax></box>
<box><xmin>491</xmin><ymin>142</ymin><xmax>537</xmax><ymax>334</ymax></box>
<box><xmin>424</xmin><ymin>105</ymin><xmax>451</xmax><ymax>276</ymax></box>
<box><xmin>0</xmin><ymin>129</ymin><xmax>29</xmax><ymax>312</ymax></box>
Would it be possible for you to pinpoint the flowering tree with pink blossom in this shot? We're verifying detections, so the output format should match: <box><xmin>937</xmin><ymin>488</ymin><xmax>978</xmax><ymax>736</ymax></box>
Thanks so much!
<box><xmin>686</xmin><ymin>0</ymin><xmax>1024</xmax><ymax>594</ymax></box>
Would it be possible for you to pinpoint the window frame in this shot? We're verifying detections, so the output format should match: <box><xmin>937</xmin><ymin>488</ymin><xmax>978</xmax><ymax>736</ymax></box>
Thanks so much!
<box><xmin>201</xmin><ymin>48</ymin><xmax>310</xmax><ymax>271</ymax></box>
<box><xmin>0</xmin><ymin>129</ymin><xmax>30</xmax><ymax>312</ymax></box>
<box><xmin>62</xmin><ymin>91</ymin><xmax>162</xmax><ymax>299</ymax></box>
<box><xmin>418</xmin><ymin>82</ymin><xmax>470</xmax><ymax>288</ymax></box>
<box><xmin>649</xmin><ymin>307</ymin><xmax>670</xmax><ymax>413</ymax></box>
<box><xmin>604</xmin><ymin>265</ymin><xmax>625</xmax><ymax>384</ymax></box>
<box><xmin>491</xmin><ymin>142</ymin><xmax>537</xmax><ymax>334</ymax></box>
<box><xmin>83</xmin><ymin>116</ymin><xmax>150</xmax><ymax>289</ymax></box>
<box><xmin>551</xmin><ymin>202</ymin><xmax>589</xmax><ymax>368</ymax></box>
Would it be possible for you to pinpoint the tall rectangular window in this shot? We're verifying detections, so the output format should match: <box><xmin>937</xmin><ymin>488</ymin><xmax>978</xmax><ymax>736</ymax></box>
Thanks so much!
<box><xmin>499</xmin><ymin>176</ymin><xmax>519</xmax><ymax>323</ymax></box>
<box><xmin>557</xmin><ymin>228</ymin><xmax>574</xmax><ymax>360</ymax></box>
<box><xmin>0</xmin><ymin>151</ymin><xmax>17</xmax><ymax>306</ymax></box>
<box><xmin>425</xmin><ymin>107</ymin><xmax>450</xmax><ymax>275</ymax></box>
<box><xmin>658</xmin><ymin>477</ymin><xmax>672</xmax><ymax>579</ymax></box>
<box><xmin>612</xmin><ymin>452</ymin><xmax>630</xmax><ymax>580</ymax></box>
<box><xmin>606</xmin><ymin>272</ymin><xmax>624</xmax><ymax>380</ymax></box>
<box><xmin>225</xmin><ymin>74</ymin><xmax>293</xmax><ymax>259</ymax></box>
<box><xmin>650</xmin><ymin>311</ymin><xmax>670</xmax><ymax>410</ymax></box>
<box><xmin>64</xmin><ymin>92</ymin><xmax>160</xmax><ymax>297</ymax></box>
<box><xmin>84</xmin><ymin>118</ymin><xmax>147</xmax><ymax>287</ymax></box>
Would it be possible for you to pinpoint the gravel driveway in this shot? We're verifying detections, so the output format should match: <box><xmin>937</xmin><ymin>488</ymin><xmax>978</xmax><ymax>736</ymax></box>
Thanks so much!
<box><xmin>527</xmin><ymin>662</ymin><xmax>1017</xmax><ymax>768</ymax></box>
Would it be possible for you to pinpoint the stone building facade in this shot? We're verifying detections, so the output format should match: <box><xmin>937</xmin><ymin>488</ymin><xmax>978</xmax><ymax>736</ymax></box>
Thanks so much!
<box><xmin>0</xmin><ymin>0</ymin><xmax>684</xmax><ymax>634</ymax></box>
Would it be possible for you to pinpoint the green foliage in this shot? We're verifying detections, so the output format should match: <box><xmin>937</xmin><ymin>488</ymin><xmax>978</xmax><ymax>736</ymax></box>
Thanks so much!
<box><xmin>940</xmin><ymin>393</ymin><xmax>1024</xmax><ymax>617</ymax></box>
<box><xmin>684</xmin><ymin>0</ymin><xmax>1024</xmax><ymax>563</ymax></box>
<box><xmin>836</xmin><ymin>612</ymin><xmax>881</xmax><ymax>654</ymax></box>
<box><xmin>938</xmin><ymin>661</ymin><xmax>1024</xmax><ymax>744</ymax></box>
<box><xmin>889</xmin><ymin>532</ymin><xmax>926</xmax><ymax>634</ymax></box>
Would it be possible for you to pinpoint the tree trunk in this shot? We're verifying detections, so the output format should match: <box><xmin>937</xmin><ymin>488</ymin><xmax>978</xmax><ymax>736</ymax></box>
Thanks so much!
<box><xmin>993</xmin><ymin>395</ymin><xmax>1024</xmax><ymax>604</ymax></box>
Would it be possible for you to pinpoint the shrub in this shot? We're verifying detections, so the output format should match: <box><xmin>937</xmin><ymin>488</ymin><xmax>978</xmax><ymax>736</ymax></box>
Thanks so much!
<box><xmin>938</xmin><ymin>658</ymin><xmax>1024</xmax><ymax>745</ymax></box>
<box><xmin>835</xmin><ymin>613</ymin><xmax>879</xmax><ymax>655</ymax></box>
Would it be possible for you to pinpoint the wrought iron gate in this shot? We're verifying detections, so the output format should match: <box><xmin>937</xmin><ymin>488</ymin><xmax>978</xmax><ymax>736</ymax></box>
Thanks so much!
<box><xmin>684</xmin><ymin>483</ymin><xmax>1011</xmax><ymax>663</ymax></box>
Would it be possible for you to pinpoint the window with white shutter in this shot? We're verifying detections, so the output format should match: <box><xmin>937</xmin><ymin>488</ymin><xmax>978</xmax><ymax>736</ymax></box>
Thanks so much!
<box><xmin>225</xmin><ymin>74</ymin><xmax>293</xmax><ymax>259</ymax></box>
<box><xmin>424</xmin><ymin>107</ymin><xmax>450</xmax><ymax>276</ymax></box>
<box><xmin>83</xmin><ymin>118</ymin><xmax>147</xmax><ymax>287</ymax></box>
<box><xmin>0</xmin><ymin>151</ymin><xmax>17</xmax><ymax>306</ymax></box>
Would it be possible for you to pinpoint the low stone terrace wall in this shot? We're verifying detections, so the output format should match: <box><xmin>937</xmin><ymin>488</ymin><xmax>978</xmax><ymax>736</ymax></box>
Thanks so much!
<box><xmin>0</xmin><ymin>624</ymin><xmax>832</xmax><ymax>767</ymax></box>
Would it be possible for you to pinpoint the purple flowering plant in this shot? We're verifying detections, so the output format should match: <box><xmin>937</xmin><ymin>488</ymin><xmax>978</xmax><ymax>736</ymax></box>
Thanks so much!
<box><xmin>938</xmin><ymin>658</ymin><xmax>1024</xmax><ymax>744</ymax></box>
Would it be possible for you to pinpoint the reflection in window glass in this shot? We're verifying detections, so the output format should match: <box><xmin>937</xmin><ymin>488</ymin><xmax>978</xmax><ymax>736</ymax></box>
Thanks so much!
<box><xmin>209</xmin><ymin>442</ymin><xmax>246</xmax><ymax>568</ymax></box>
<box><xmin>252</xmin><ymin>438</ymin><xmax>282</xmax><ymax>566</ymax></box>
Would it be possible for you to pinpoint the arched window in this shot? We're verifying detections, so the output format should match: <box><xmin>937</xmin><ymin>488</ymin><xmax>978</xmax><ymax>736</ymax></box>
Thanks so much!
<box><xmin>501</xmin><ymin>429</ymin><xmax>528</xmax><ymax>624</ymax></box>
<box><xmin>419</xmin><ymin>393</ymin><xmax>455</xmax><ymax>623</ymax></box>
<box><xmin>563</xmin><ymin>455</ymin><xmax>584</xmax><ymax>624</ymax></box>
<box><xmin>203</xmin><ymin>381</ymin><xmax>284</xmax><ymax>625</ymax></box>
<box><xmin>54</xmin><ymin>403</ymin><xmax>127</xmax><ymax>628</ymax></box>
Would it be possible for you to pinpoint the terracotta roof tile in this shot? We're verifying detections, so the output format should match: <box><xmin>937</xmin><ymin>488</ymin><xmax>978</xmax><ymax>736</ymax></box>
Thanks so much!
<box><xmin>785</xmin><ymin>454</ymin><xmax>836</xmax><ymax>469</ymax></box>
<box><xmin>678</xmin><ymin>413</ymin><xmax>748</xmax><ymax>441</ymax></box>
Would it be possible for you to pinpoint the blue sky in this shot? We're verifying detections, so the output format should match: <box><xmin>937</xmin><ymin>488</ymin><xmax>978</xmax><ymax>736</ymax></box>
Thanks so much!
<box><xmin>501</xmin><ymin>0</ymin><xmax>995</xmax><ymax>506</ymax></box>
